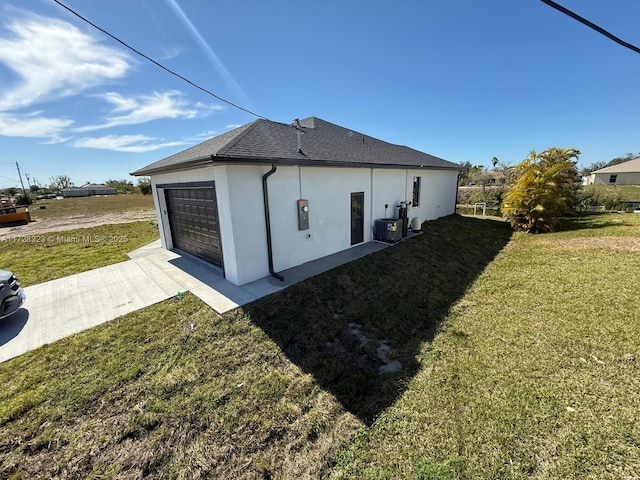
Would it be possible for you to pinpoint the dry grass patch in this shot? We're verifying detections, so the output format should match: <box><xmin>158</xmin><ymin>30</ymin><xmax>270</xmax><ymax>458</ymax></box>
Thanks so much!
<box><xmin>28</xmin><ymin>194</ymin><xmax>155</xmax><ymax>221</ymax></box>
<box><xmin>0</xmin><ymin>194</ymin><xmax>155</xmax><ymax>240</ymax></box>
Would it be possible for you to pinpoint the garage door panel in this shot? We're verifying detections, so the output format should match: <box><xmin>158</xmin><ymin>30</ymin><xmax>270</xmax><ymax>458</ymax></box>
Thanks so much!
<box><xmin>165</xmin><ymin>186</ymin><xmax>222</xmax><ymax>267</ymax></box>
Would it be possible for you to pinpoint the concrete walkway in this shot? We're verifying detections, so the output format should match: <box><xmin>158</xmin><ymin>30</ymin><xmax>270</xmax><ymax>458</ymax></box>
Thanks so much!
<box><xmin>0</xmin><ymin>240</ymin><xmax>389</xmax><ymax>363</ymax></box>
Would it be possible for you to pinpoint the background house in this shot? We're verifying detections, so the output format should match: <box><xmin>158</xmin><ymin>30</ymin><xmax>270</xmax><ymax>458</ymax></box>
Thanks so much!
<box><xmin>586</xmin><ymin>157</ymin><xmax>640</xmax><ymax>185</ymax></box>
<box><xmin>132</xmin><ymin>117</ymin><xmax>461</xmax><ymax>286</ymax></box>
<box><xmin>61</xmin><ymin>183</ymin><xmax>117</xmax><ymax>197</ymax></box>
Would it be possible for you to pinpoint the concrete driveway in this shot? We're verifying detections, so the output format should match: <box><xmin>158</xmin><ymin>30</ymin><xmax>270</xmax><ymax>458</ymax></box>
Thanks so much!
<box><xmin>0</xmin><ymin>240</ymin><xmax>388</xmax><ymax>363</ymax></box>
<box><xmin>0</xmin><ymin>260</ymin><xmax>171</xmax><ymax>363</ymax></box>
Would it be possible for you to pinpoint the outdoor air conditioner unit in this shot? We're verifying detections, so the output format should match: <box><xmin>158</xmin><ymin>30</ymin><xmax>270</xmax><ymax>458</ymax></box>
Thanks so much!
<box><xmin>374</xmin><ymin>218</ymin><xmax>402</xmax><ymax>243</ymax></box>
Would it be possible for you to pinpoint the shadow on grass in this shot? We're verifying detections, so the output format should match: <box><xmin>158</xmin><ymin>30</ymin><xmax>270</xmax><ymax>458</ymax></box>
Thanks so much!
<box><xmin>558</xmin><ymin>212</ymin><xmax>632</xmax><ymax>232</ymax></box>
<box><xmin>244</xmin><ymin>215</ymin><xmax>513</xmax><ymax>424</ymax></box>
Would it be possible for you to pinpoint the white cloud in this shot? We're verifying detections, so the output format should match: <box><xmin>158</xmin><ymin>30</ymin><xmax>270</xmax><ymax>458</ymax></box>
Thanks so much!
<box><xmin>0</xmin><ymin>10</ymin><xmax>226</xmax><ymax>145</ymax></box>
<box><xmin>0</xmin><ymin>112</ymin><xmax>73</xmax><ymax>139</ymax></box>
<box><xmin>74</xmin><ymin>134</ymin><xmax>185</xmax><ymax>153</ymax></box>
<box><xmin>187</xmin><ymin>129</ymin><xmax>218</xmax><ymax>143</ymax></box>
<box><xmin>157</xmin><ymin>46</ymin><xmax>182</xmax><ymax>61</ymax></box>
<box><xmin>43</xmin><ymin>135</ymin><xmax>72</xmax><ymax>145</ymax></box>
<box><xmin>226</xmin><ymin>124</ymin><xmax>242</xmax><ymax>129</ymax></box>
<box><xmin>75</xmin><ymin>91</ymin><xmax>224</xmax><ymax>132</ymax></box>
<box><xmin>0</xmin><ymin>10</ymin><xmax>130</xmax><ymax>111</ymax></box>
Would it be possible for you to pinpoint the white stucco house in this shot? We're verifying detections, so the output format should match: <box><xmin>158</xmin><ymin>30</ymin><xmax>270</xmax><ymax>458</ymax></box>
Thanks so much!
<box><xmin>61</xmin><ymin>183</ymin><xmax>117</xmax><ymax>197</ymax></box>
<box><xmin>586</xmin><ymin>157</ymin><xmax>640</xmax><ymax>185</ymax></box>
<box><xmin>131</xmin><ymin>117</ymin><xmax>461</xmax><ymax>286</ymax></box>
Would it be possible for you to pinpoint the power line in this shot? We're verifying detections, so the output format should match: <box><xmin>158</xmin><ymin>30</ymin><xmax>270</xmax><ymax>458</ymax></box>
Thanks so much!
<box><xmin>0</xmin><ymin>174</ymin><xmax>20</xmax><ymax>182</ymax></box>
<box><xmin>540</xmin><ymin>0</ymin><xmax>640</xmax><ymax>55</ymax></box>
<box><xmin>52</xmin><ymin>0</ymin><xmax>268</xmax><ymax>119</ymax></box>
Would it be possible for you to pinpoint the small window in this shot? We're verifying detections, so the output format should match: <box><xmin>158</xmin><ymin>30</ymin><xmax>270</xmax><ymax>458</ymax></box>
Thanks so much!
<box><xmin>412</xmin><ymin>176</ymin><xmax>421</xmax><ymax>207</ymax></box>
<box><xmin>609</xmin><ymin>174</ymin><xmax>617</xmax><ymax>184</ymax></box>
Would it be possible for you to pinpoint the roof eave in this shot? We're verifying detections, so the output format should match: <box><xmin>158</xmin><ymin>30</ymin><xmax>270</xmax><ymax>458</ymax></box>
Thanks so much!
<box><xmin>130</xmin><ymin>156</ymin><xmax>214</xmax><ymax>176</ymax></box>
<box><xmin>133</xmin><ymin>154</ymin><xmax>461</xmax><ymax>175</ymax></box>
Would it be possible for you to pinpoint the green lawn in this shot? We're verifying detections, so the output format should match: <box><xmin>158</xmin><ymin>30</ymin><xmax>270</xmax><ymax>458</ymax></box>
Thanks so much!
<box><xmin>0</xmin><ymin>221</ymin><xmax>159</xmax><ymax>286</ymax></box>
<box><xmin>27</xmin><ymin>194</ymin><xmax>154</xmax><ymax>221</ymax></box>
<box><xmin>1</xmin><ymin>213</ymin><xmax>639</xmax><ymax>479</ymax></box>
<box><xmin>331</xmin><ymin>213</ymin><xmax>640</xmax><ymax>479</ymax></box>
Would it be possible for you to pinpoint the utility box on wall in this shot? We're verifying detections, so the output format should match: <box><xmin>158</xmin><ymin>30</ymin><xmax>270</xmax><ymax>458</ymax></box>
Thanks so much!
<box><xmin>297</xmin><ymin>199</ymin><xmax>309</xmax><ymax>230</ymax></box>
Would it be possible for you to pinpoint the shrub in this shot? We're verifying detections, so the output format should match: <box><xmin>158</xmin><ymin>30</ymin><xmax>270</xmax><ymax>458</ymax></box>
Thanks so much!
<box><xmin>137</xmin><ymin>178</ymin><xmax>152</xmax><ymax>195</ymax></box>
<box><xmin>469</xmin><ymin>186</ymin><xmax>505</xmax><ymax>206</ymax></box>
<box><xmin>14</xmin><ymin>192</ymin><xmax>34</xmax><ymax>206</ymax></box>
<box><xmin>575</xmin><ymin>186</ymin><xmax>628</xmax><ymax>211</ymax></box>
<box><xmin>456</xmin><ymin>188</ymin><xmax>474</xmax><ymax>204</ymax></box>
<box><xmin>457</xmin><ymin>186</ymin><xmax>505</xmax><ymax>206</ymax></box>
<box><xmin>501</xmin><ymin>147</ymin><xmax>579</xmax><ymax>233</ymax></box>
<box><xmin>105</xmin><ymin>179</ymin><xmax>137</xmax><ymax>194</ymax></box>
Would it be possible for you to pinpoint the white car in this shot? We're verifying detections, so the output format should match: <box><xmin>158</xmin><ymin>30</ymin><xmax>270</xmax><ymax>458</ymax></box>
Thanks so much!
<box><xmin>0</xmin><ymin>270</ymin><xmax>25</xmax><ymax>319</ymax></box>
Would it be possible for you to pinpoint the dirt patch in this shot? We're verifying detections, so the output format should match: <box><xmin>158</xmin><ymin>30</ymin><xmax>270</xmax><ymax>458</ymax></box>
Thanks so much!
<box><xmin>0</xmin><ymin>210</ymin><xmax>156</xmax><ymax>240</ymax></box>
<box><xmin>548</xmin><ymin>236</ymin><xmax>640</xmax><ymax>251</ymax></box>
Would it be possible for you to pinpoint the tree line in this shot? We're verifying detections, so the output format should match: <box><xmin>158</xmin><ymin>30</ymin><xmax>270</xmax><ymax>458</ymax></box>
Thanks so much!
<box><xmin>459</xmin><ymin>149</ymin><xmax>638</xmax><ymax>233</ymax></box>
<box><xmin>1</xmin><ymin>176</ymin><xmax>151</xmax><ymax>204</ymax></box>
<box><xmin>580</xmin><ymin>152</ymin><xmax>640</xmax><ymax>176</ymax></box>
<box><xmin>459</xmin><ymin>151</ymin><xmax>639</xmax><ymax>187</ymax></box>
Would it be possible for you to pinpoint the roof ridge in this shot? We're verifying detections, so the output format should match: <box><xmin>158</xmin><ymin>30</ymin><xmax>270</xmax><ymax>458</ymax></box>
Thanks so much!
<box><xmin>215</xmin><ymin>119</ymin><xmax>264</xmax><ymax>156</ymax></box>
<box><xmin>309</xmin><ymin>117</ymin><xmax>407</xmax><ymax>150</ymax></box>
<box><xmin>221</xmin><ymin>119</ymin><xmax>305</xmax><ymax>157</ymax></box>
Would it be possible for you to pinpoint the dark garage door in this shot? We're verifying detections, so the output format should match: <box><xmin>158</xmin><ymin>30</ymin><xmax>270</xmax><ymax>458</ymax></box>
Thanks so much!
<box><xmin>165</xmin><ymin>187</ymin><xmax>223</xmax><ymax>267</ymax></box>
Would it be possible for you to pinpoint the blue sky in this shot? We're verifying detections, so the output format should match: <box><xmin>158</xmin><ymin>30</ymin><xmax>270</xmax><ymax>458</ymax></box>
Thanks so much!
<box><xmin>1</xmin><ymin>0</ymin><xmax>639</xmax><ymax>189</ymax></box>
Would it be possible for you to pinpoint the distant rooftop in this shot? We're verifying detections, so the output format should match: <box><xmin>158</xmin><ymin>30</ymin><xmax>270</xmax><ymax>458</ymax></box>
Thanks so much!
<box><xmin>592</xmin><ymin>157</ymin><xmax>640</xmax><ymax>174</ymax></box>
<box><xmin>62</xmin><ymin>184</ymin><xmax>113</xmax><ymax>190</ymax></box>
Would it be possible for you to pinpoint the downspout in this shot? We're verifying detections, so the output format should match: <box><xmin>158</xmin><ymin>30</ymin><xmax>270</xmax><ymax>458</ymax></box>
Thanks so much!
<box><xmin>262</xmin><ymin>164</ymin><xmax>284</xmax><ymax>281</ymax></box>
<box><xmin>404</xmin><ymin>169</ymin><xmax>409</xmax><ymax>202</ymax></box>
<box><xmin>455</xmin><ymin>171</ymin><xmax>461</xmax><ymax>214</ymax></box>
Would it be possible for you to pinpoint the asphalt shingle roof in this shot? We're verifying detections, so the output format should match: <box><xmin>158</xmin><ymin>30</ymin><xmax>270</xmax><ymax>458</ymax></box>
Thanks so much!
<box><xmin>592</xmin><ymin>157</ymin><xmax>640</xmax><ymax>174</ymax></box>
<box><xmin>131</xmin><ymin>117</ymin><xmax>460</xmax><ymax>175</ymax></box>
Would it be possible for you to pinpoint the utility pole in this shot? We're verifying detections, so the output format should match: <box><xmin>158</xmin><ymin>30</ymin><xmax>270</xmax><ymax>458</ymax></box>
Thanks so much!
<box><xmin>15</xmin><ymin>162</ymin><xmax>27</xmax><ymax>195</ymax></box>
<box><xmin>24</xmin><ymin>173</ymin><xmax>31</xmax><ymax>189</ymax></box>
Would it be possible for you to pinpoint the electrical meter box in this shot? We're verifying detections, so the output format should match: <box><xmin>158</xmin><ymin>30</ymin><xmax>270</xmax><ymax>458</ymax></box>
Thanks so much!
<box><xmin>297</xmin><ymin>199</ymin><xmax>309</xmax><ymax>230</ymax></box>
